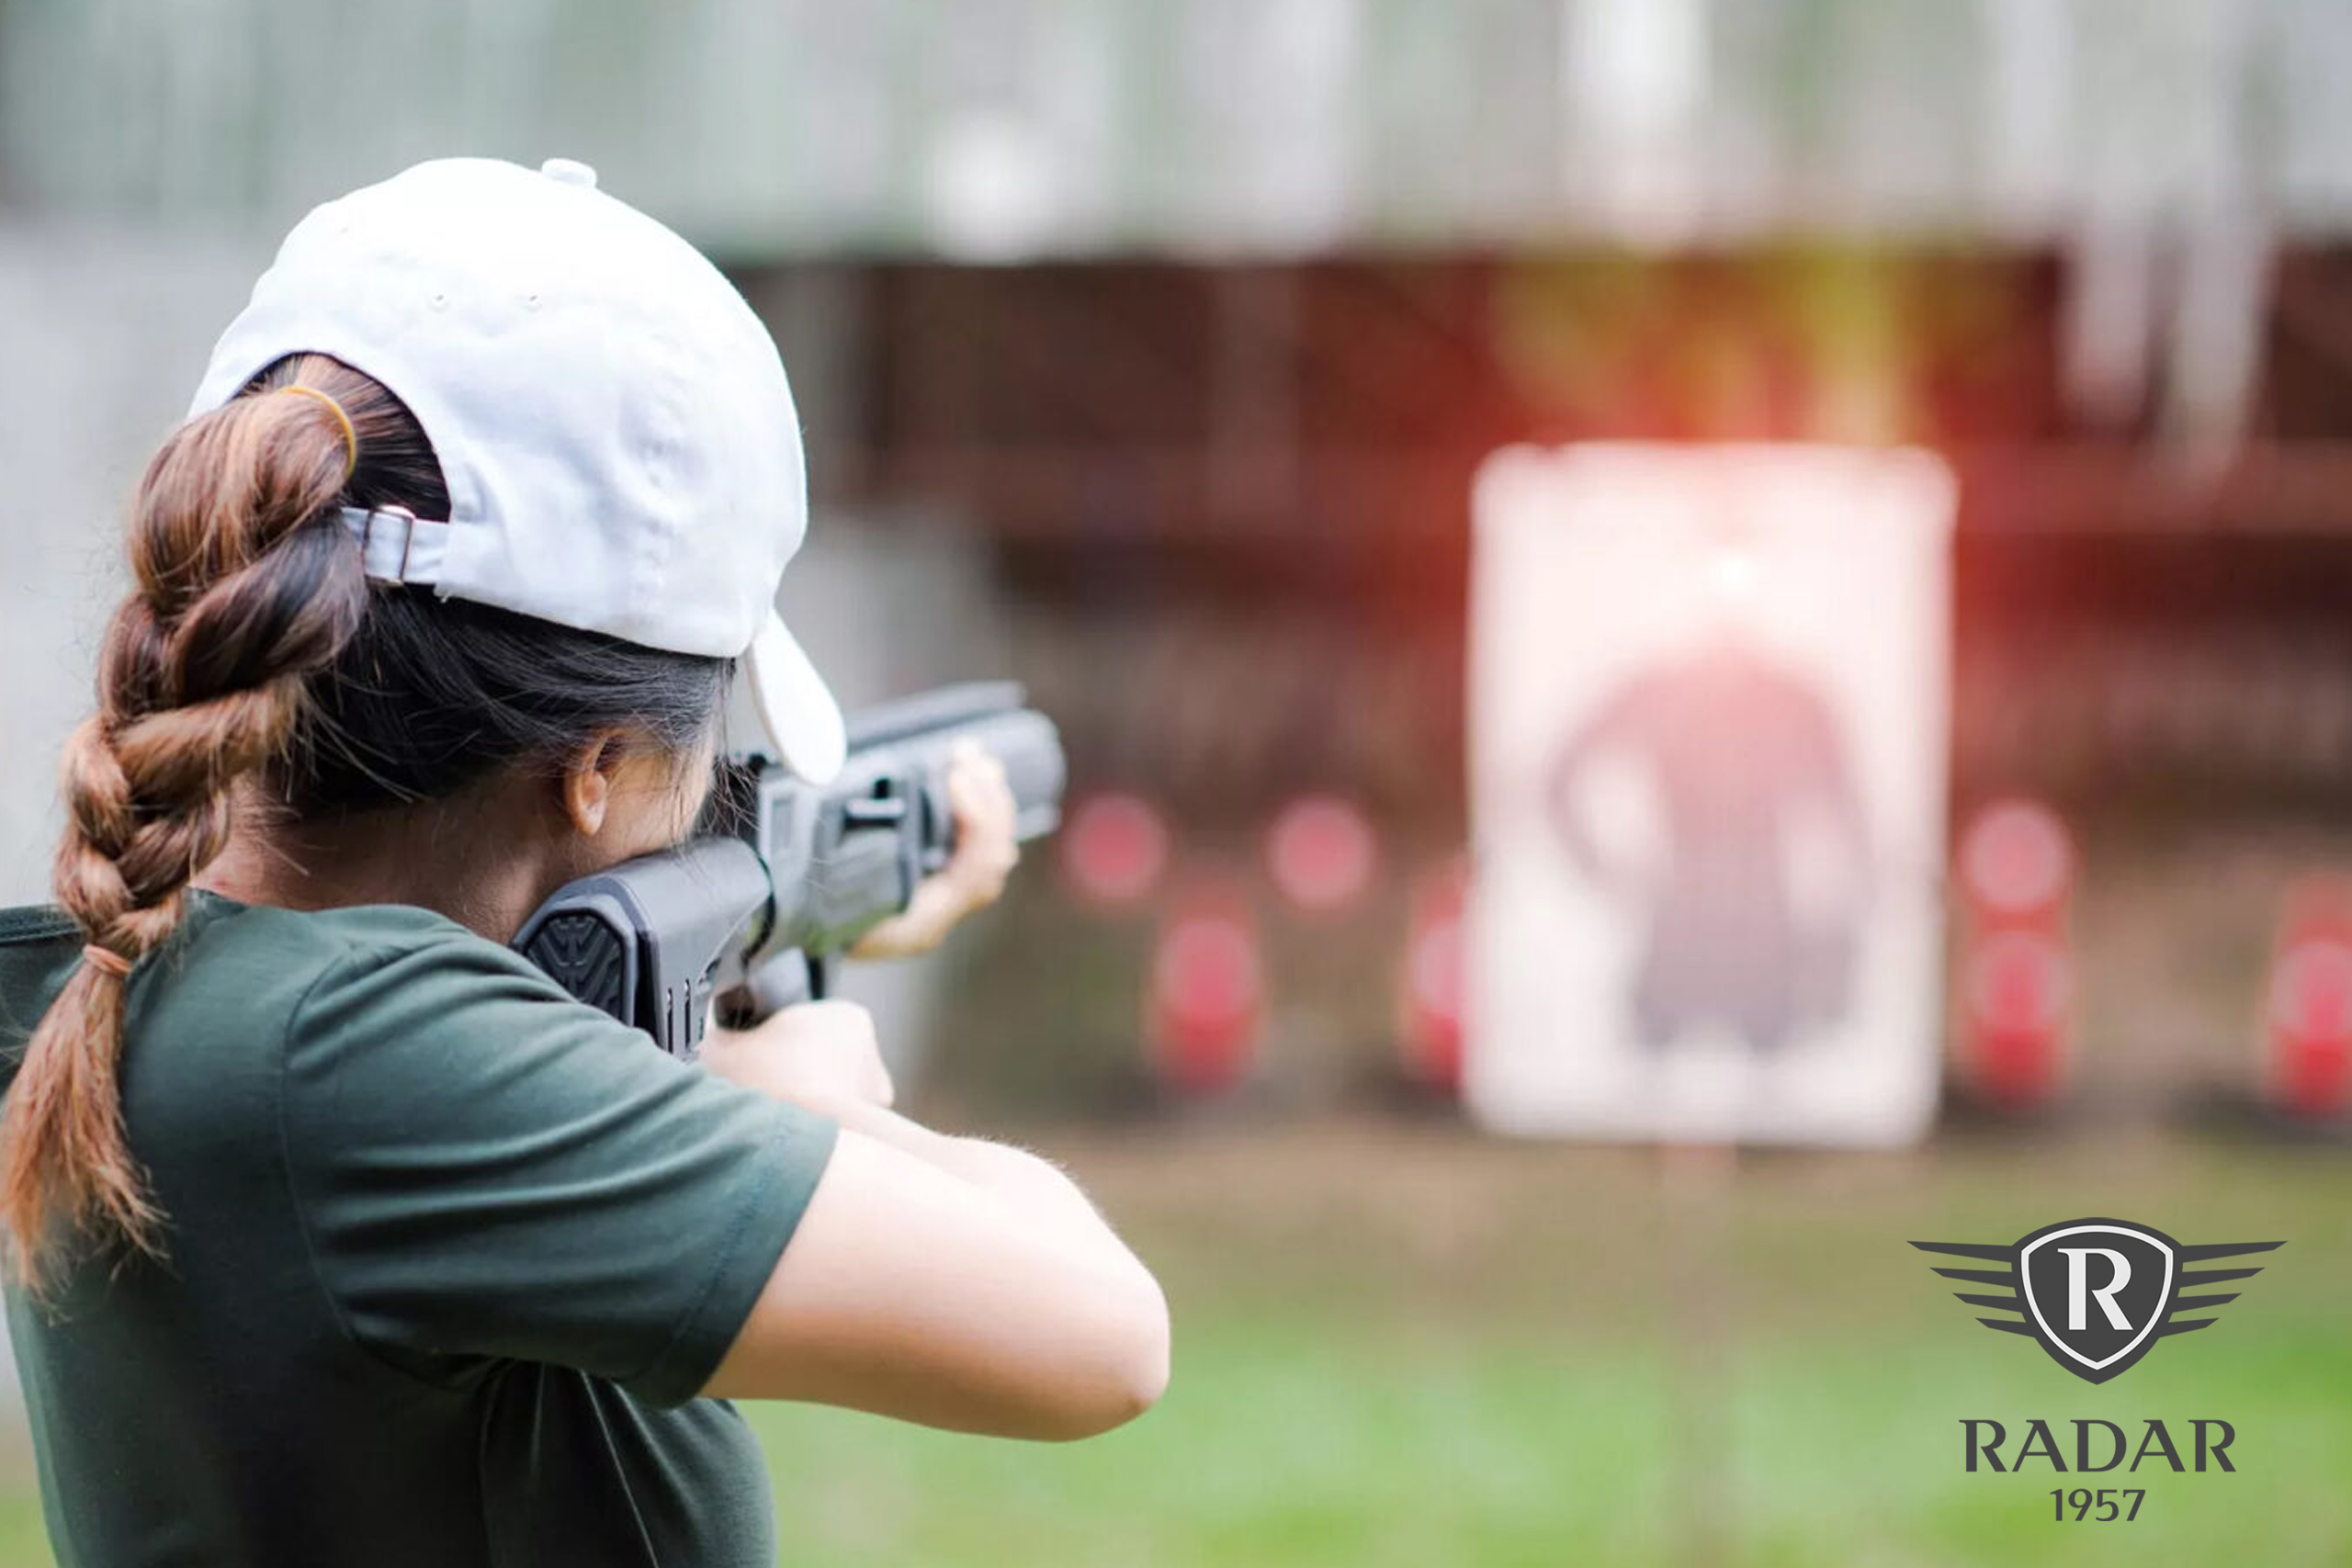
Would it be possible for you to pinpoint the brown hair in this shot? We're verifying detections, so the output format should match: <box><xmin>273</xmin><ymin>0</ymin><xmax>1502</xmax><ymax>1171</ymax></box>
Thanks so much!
<box><xmin>1</xmin><ymin>354</ymin><xmax>421</xmax><ymax>1292</ymax></box>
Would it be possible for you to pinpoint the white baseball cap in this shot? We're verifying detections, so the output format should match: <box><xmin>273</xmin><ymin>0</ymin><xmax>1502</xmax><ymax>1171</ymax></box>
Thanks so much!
<box><xmin>186</xmin><ymin>155</ymin><xmax>846</xmax><ymax>782</ymax></box>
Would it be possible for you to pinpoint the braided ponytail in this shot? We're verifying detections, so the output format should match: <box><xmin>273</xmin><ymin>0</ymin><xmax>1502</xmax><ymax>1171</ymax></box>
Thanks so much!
<box><xmin>3</xmin><ymin>355</ymin><xmax>409</xmax><ymax>1291</ymax></box>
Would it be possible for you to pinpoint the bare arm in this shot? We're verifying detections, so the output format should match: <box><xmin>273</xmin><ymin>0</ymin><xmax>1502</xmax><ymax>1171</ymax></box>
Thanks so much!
<box><xmin>696</xmin><ymin>1004</ymin><xmax>1169</xmax><ymax>1439</ymax></box>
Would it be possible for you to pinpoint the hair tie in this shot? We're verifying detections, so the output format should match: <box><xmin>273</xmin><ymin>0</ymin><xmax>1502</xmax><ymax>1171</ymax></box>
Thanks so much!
<box><xmin>281</xmin><ymin>385</ymin><xmax>358</xmax><ymax>481</ymax></box>
<box><xmin>81</xmin><ymin>944</ymin><xmax>133</xmax><ymax>981</ymax></box>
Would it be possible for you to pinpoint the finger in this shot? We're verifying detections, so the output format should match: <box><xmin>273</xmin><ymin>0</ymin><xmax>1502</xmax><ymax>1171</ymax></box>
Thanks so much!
<box><xmin>973</xmin><ymin>757</ymin><xmax>1014</xmax><ymax>823</ymax></box>
<box><xmin>954</xmin><ymin>781</ymin><xmax>1016</xmax><ymax>862</ymax></box>
<box><xmin>947</xmin><ymin>743</ymin><xmax>1001</xmax><ymax>804</ymax></box>
<box><xmin>950</xmin><ymin>769</ymin><xmax>1014</xmax><ymax>849</ymax></box>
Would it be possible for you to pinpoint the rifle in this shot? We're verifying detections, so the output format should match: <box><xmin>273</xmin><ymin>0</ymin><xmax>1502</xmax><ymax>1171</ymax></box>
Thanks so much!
<box><xmin>512</xmin><ymin>682</ymin><xmax>1064</xmax><ymax>1056</ymax></box>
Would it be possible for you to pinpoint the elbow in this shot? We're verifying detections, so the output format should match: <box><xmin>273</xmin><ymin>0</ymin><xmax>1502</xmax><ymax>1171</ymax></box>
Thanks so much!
<box><xmin>1117</xmin><ymin>1280</ymin><xmax>1173</xmax><ymax>1422</ymax></box>
<box><xmin>1035</xmin><ymin>1274</ymin><xmax>1171</xmax><ymax>1441</ymax></box>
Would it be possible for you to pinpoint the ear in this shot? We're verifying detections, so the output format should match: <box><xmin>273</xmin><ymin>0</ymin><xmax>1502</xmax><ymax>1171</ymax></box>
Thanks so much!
<box><xmin>560</xmin><ymin>735</ymin><xmax>623</xmax><ymax>838</ymax></box>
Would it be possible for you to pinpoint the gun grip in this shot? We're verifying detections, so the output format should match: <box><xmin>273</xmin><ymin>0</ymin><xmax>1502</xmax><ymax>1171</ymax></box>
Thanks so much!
<box><xmin>719</xmin><ymin>951</ymin><xmax>816</xmax><ymax>1027</ymax></box>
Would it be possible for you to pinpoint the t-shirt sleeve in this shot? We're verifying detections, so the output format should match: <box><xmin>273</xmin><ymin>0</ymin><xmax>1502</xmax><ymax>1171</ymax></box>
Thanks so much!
<box><xmin>277</xmin><ymin>931</ymin><xmax>839</xmax><ymax>1408</ymax></box>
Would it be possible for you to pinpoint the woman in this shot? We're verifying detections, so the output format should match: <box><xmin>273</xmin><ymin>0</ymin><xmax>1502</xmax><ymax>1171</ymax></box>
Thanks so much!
<box><xmin>0</xmin><ymin>156</ymin><xmax>1168</xmax><ymax>1567</ymax></box>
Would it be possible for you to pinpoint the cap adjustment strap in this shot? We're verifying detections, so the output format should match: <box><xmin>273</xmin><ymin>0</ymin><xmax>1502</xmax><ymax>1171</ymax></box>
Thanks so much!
<box><xmin>339</xmin><ymin>506</ymin><xmax>452</xmax><ymax>585</ymax></box>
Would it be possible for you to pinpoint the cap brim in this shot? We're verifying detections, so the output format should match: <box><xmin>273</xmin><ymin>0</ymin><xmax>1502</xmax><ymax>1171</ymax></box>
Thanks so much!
<box><xmin>741</xmin><ymin>611</ymin><xmax>846</xmax><ymax>783</ymax></box>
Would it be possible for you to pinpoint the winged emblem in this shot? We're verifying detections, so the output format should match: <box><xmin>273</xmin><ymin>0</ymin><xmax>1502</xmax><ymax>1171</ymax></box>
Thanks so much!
<box><xmin>1912</xmin><ymin>1218</ymin><xmax>2280</xmax><ymax>1384</ymax></box>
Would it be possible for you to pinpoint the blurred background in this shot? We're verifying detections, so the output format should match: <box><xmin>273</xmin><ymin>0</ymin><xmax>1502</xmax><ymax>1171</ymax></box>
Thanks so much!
<box><xmin>6</xmin><ymin>1</ymin><xmax>2352</xmax><ymax>1563</ymax></box>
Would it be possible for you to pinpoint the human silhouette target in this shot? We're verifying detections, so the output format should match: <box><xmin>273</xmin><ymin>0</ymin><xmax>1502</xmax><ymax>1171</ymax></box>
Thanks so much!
<box><xmin>1545</xmin><ymin>641</ymin><xmax>1869</xmax><ymax>1054</ymax></box>
<box><xmin>1468</xmin><ymin>443</ymin><xmax>1951</xmax><ymax>1145</ymax></box>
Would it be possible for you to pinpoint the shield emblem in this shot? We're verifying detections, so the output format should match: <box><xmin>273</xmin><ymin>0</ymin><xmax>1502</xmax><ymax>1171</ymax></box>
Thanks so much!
<box><xmin>2017</xmin><ymin>1219</ymin><xmax>2177</xmax><ymax>1382</ymax></box>
<box><xmin>1917</xmin><ymin>1219</ymin><xmax>2280</xmax><ymax>1382</ymax></box>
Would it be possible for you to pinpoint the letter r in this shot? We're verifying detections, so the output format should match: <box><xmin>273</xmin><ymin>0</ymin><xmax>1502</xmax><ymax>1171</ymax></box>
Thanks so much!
<box><xmin>2060</xmin><ymin>1247</ymin><xmax>2133</xmax><ymax>1331</ymax></box>
<box><xmin>1962</xmin><ymin>1419</ymin><xmax>2007</xmax><ymax>1472</ymax></box>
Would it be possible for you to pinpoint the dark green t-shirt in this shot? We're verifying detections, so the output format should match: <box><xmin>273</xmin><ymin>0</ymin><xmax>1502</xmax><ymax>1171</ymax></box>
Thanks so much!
<box><xmin>0</xmin><ymin>892</ymin><xmax>838</xmax><ymax>1568</ymax></box>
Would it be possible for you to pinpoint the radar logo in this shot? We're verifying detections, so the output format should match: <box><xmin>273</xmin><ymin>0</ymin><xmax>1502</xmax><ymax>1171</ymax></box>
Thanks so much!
<box><xmin>1912</xmin><ymin>1219</ymin><xmax>2281</xmax><ymax>1384</ymax></box>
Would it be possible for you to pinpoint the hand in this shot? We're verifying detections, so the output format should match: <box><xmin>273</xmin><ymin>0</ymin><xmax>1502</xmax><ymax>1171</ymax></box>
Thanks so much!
<box><xmin>703</xmin><ymin>999</ymin><xmax>895</xmax><ymax>1113</ymax></box>
<box><xmin>936</xmin><ymin>739</ymin><xmax>1021</xmax><ymax>908</ymax></box>
<box><xmin>850</xmin><ymin>740</ymin><xmax>1021</xmax><ymax>959</ymax></box>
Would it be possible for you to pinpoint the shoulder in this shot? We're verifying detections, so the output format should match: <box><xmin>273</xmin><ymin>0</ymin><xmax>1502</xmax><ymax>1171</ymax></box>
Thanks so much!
<box><xmin>0</xmin><ymin>906</ymin><xmax>83</xmax><ymax>1062</ymax></box>
<box><xmin>163</xmin><ymin>896</ymin><xmax>582</xmax><ymax>1022</ymax></box>
<box><xmin>0</xmin><ymin>906</ymin><xmax>77</xmax><ymax>946</ymax></box>
<box><xmin>1</xmin><ymin>892</ymin><xmax>537</xmax><ymax>981</ymax></box>
<box><xmin>263</xmin><ymin>899</ymin><xmax>710</xmax><ymax>1197</ymax></box>
<box><xmin>180</xmin><ymin>897</ymin><xmax>579</xmax><ymax>1046</ymax></box>
<box><xmin>3</xmin><ymin>893</ymin><xmax>667</xmax><ymax>1131</ymax></box>
<box><xmin>269</xmin><ymin>902</ymin><xmax>639</xmax><ymax>1091</ymax></box>
<box><xmin>1</xmin><ymin>894</ymin><xmax>580</xmax><ymax>1066</ymax></box>
<box><xmin>277</xmin><ymin>900</ymin><xmax>577</xmax><ymax>1005</ymax></box>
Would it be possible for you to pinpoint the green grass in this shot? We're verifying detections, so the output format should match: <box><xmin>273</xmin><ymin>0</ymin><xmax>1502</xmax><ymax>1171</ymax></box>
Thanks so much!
<box><xmin>2</xmin><ymin>1120</ymin><xmax>2347</xmax><ymax>1565</ymax></box>
<box><xmin>736</xmin><ymin>1317</ymin><xmax>2352</xmax><ymax>1568</ymax></box>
